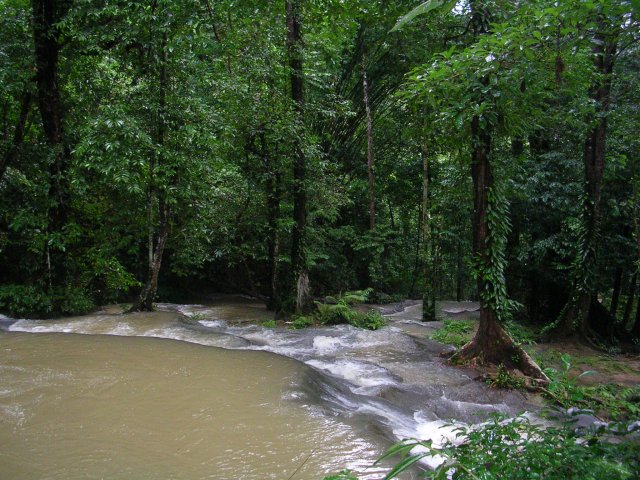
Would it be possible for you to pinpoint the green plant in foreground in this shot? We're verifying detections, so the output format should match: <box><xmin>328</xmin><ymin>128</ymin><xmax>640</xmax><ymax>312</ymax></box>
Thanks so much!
<box><xmin>543</xmin><ymin>356</ymin><xmax>640</xmax><ymax>420</ymax></box>
<box><xmin>543</xmin><ymin>353</ymin><xmax>596</xmax><ymax>407</ymax></box>
<box><xmin>290</xmin><ymin>315</ymin><xmax>314</xmax><ymax>329</ymax></box>
<box><xmin>261</xmin><ymin>319</ymin><xmax>277</xmax><ymax>328</ymax></box>
<box><xmin>487</xmin><ymin>364</ymin><xmax>525</xmax><ymax>390</ymax></box>
<box><xmin>324</xmin><ymin>414</ymin><xmax>639</xmax><ymax>480</ymax></box>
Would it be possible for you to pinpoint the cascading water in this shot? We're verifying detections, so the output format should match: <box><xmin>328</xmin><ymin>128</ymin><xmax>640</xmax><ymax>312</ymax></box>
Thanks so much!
<box><xmin>1</xmin><ymin>296</ymin><xmax>541</xmax><ymax>478</ymax></box>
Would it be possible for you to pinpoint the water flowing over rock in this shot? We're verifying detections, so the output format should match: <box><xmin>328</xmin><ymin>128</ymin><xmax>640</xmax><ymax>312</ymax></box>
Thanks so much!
<box><xmin>2</xmin><ymin>296</ymin><xmax>542</xmax><ymax>478</ymax></box>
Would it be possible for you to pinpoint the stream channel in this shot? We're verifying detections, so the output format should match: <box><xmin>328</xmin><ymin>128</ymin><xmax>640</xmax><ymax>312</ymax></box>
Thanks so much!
<box><xmin>0</xmin><ymin>295</ymin><xmax>541</xmax><ymax>479</ymax></box>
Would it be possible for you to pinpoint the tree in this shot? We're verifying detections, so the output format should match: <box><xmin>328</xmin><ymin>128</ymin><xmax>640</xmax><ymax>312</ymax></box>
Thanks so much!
<box><xmin>33</xmin><ymin>0</ymin><xmax>73</xmax><ymax>289</ymax></box>
<box><xmin>286</xmin><ymin>0</ymin><xmax>312</xmax><ymax>314</ymax></box>
<box><xmin>549</xmin><ymin>1</ymin><xmax>637</xmax><ymax>339</ymax></box>
<box><xmin>396</xmin><ymin>0</ymin><xmax>565</xmax><ymax>382</ymax></box>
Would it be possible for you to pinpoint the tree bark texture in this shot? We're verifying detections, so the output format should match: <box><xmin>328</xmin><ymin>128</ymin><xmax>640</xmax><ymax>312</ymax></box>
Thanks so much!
<box><xmin>286</xmin><ymin>0</ymin><xmax>311</xmax><ymax>314</ymax></box>
<box><xmin>456</xmin><ymin>242</ymin><xmax>464</xmax><ymax>302</ymax></box>
<box><xmin>632</xmin><ymin>291</ymin><xmax>640</xmax><ymax>338</ymax></box>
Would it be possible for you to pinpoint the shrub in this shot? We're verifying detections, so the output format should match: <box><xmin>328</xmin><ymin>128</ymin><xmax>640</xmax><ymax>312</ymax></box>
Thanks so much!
<box><xmin>375</xmin><ymin>414</ymin><xmax>640</xmax><ymax>480</ymax></box>
<box><xmin>348</xmin><ymin>310</ymin><xmax>386</xmax><ymax>330</ymax></box>
<box><xmin>313</xmin><ymin>289</ymin><xmax>385</xmax><ymax>330</ymax></box>
<box><xmin>290</xmin><ymin>315</ymin><xmax>314</xmax><ymax>329</ymax></box>
<box><xmin>59</xmin><ymin>285</ymin><xmax>95</xmax><ymax>315</ymax></box>
<box><xmin>0</xmin><ymin>284</ymin><xmax>53</xmax><ymax>317</ymax></box>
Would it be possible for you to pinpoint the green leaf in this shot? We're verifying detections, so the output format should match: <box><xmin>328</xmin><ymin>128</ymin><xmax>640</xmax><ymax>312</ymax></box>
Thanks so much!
<box><xmin>390</xmin><ymin>0</ymin><xmax>456</xmax><ymax>32</ymax></box>
<box><xmin>383</xmin><ymin>452</ymin><xmax>429</xmax><ymax>479</ymax></box>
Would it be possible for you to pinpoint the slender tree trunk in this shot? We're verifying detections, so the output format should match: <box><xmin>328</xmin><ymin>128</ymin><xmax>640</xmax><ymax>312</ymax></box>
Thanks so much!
<box><xmin>408</xmin><ymin>206</ymin><xmax>421</xmax><ymax>298</ymax></box>
<box><xmin>262</xmin><ymin>134</ymin><xmax>282</xmax><ymax>311</ymax></box>
<box><xmin>553</xmin><ymin>18</ymin><xmax>617</xmax><ymax>338</ymax></box>
<box><xmin>130</xmin><ymin>32</ymin><xmax>170</xmax><ymax>312</ymax></box>
<box><xmin>131</xmin><ymin>207</ymin><xmax>170</xmax><ymax>312</ymax></box>
<box><xmin>632</xmin><ymin>191</ymin><xmax>640</xmax><ymax>336</ymax></box>
<box><xmin>33</xmin><ymin>0</ymin><xmax>71</xmax><ymax>288</ymax></box>
<box><xmin>622</xmin><ymin>272</ymin><xmax>637</xmax><ymax>327</ymax></box>
<box><xmin>0</xmin><ymin>90</ymin><xmax>32</xmax><ymax>182</ymax></box>
<box><xmin>286</xmin><ymin>0</ymin><xmax>310</xmax><ymax>314</ymax></box>
<box><xmin>456</xmin><ymin>241</ymin><xmax>463</xmax><ymax>301</ymax></box>
<box><xmin>421</xmin><ymin>141</ymin><xmax>435</xmax><ymax>321</ymax></box>
<box><xmin>361</xmin><ymin>51</ymin><xmax>375</xmax><ymax>230</ymax></box>
<box><xmin>609</xmin><ymin>267</ymin><xmax>623</xmax><ymax>317</ymax></box>
<box><xmin>632</xmin><ymin>290</ymin><xmax>640</xmax><ymax>338</ymax></box>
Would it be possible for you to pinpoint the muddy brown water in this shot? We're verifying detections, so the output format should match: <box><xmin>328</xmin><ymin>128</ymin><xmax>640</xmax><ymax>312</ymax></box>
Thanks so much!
<box><xmin>0</xmin><ymin>332</ymin><xmax>388</xmax><ymax>479</ymax></box>
<box><xmin>1</xmin><ymin>297</ymin><xmax>540</xmax><ymax>479</ymax></box>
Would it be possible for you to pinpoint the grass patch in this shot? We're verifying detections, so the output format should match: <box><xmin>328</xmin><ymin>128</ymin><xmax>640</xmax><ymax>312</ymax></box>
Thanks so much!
<box><xmin>539</xmin><ymin>353</ymin><xmax>640</xmax><ymax>421</ymax></box>
<box><xmin>429</xmin><ymin>319</ymin><xmax>475</xmax><ymax>347</ymax></box>
<box><xmin>505</xmin><ymin>321</ymin><xmax>538</xmax><ymax>345</ymax></box>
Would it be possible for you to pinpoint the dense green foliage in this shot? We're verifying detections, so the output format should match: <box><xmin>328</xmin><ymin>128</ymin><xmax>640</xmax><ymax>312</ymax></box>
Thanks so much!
<box><xmin>370</xmin><ymin>414</ymin><xmax>640</xmax><ymax>480</ymax></box>
<box><xmin>0</xmin><ymin>0</ymin><xmax>639</xmax><ymax>344</ymax></box>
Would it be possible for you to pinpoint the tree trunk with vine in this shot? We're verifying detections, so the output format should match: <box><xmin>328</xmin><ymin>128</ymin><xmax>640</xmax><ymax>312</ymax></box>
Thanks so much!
<box><xmin>551</xmin><ymin>18</ymin><xmax>617</xmax><ymax>339</ymax></box>
<box><xmin>451</xmin><ymin>117</ymin><xmax>548</xmax><ymax>385</ymax></box>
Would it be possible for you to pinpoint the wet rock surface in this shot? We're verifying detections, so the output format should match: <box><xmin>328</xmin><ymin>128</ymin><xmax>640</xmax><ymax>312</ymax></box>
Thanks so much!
<box><xmin>5</xmin><ymin>295</ymin><xmax>542</xmax><ymax>451</ymax></box>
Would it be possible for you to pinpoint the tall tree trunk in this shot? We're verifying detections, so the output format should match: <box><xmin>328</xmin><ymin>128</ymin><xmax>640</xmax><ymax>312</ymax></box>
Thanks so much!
<box><xmin>632</xmin><ymin>290</ymin><xmax>640</xmax><ymax>338</ymax></box>
<box><xmin>451</xmin><ymin>116</ymin><xmax>547</xmax><ymax>384</ymax></box>
<box><xmin>33</xmin><ymin>0</ymin><xmax>71</xmax><ymax>288</ymax></box>
<box><xmin>361</xmin><ymin>51</ymin><xmax>375</xmax><ymax>230</ymax></box>
<box><xmin>609</xmin><ymin>267</ymin><xmax>623</xmax><ymax>317</ymax></box>
<box><xmin>286</xmin><ymin>0</ymin><xmax>310</xmax><ymax>314</ymax></box>
<box><xmin>632</xmin><ymin>191</ymin><xmax>640</xmax><ymax>336</ymax></box>
<box><xmin>0</xmin><ymin>90</ymin><xmax>32</xmax><ymax>182</ymax></box>
<box><xmin>456</xmin><ymin>241</ymin><xmax>463</xmax><ymax>302</ymax></box>
<box><xmin>129</xmin><ymin>32</ymin><xmax>170</xmax><ymax>312</ymax></box>
<box><xmin>262</xmin><ymin>134</ymin><xmax>282</xmax><ymax>311</ymax></box>
<box><xmin>622</xmin><ymin>272</ymin><xmax>637</xmax><ymax>327</ymax></box>
<box><xmin>421</xmin><ymin>140</ymin><xmax>435</xmax><ymax>321</ymax></box>
<box><xmin>552</xmin><ymin>18</ymin><xmax>617</xmax><ymax>338</ymax></box>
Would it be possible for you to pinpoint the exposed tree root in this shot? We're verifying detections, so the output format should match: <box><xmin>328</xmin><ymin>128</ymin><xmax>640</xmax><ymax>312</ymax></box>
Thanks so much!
<box><xmin>450</xmin><ymin>316</ymin><xmax>550</xmax><ymax>388</ymax></box>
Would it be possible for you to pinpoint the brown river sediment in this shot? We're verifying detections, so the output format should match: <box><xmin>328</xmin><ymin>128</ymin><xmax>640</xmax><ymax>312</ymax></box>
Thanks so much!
<box><xmin>1</xmin><ymin>297</ymin><xmax>541</xmax><ymax>479</ymax></box>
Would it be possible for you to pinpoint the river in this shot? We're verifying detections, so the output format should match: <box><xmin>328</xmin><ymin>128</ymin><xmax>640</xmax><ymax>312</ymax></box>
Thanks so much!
<box><xmin>0</xmin><ymin>296</ymin><xmax>540</xmax><ymax>479</ymax></box>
